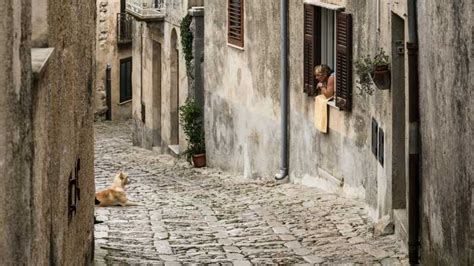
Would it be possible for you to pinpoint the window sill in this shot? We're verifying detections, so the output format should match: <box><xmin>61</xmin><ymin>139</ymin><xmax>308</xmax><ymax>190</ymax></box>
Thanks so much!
<box><xmin>304</xmin><ymin>0</ymin><xmax>345</xmax><ymax>11</ymax></box>
<box><xmin>327</xmin><ymin>99</ymin><xmax>340</xmax><ymax>110</ymax></box>
<box><xmin>117</xmin><ymin>99</ymin><xmax>132</xmax><ymax>105</ymax></box>
<box><xmin>227</xmin><ymin>43</ymin><xmax>244</xmax><ymax>51</ymax></box>
<box><xmin>31</xmin><ymin>48</ymin><xmax>54</xmax><ymax>80</ymax></box>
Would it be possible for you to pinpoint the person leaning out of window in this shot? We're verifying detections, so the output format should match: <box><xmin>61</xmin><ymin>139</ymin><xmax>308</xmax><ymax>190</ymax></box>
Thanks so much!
<box><xmin>313</xmin><ymin>64</ymin><xmax>334</xmax><ymax>134</ymax></box>
<box><xmin>314</xmin><ymin>65</ymin><xmax>335</xmax><ymax>99</ymax></box>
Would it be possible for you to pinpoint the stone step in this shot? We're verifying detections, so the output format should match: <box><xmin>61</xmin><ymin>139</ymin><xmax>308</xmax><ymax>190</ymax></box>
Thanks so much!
<box><xmin>168</xmin><ymin>145</ymin><xmax>180</xmax><ymax>156</ymax></box>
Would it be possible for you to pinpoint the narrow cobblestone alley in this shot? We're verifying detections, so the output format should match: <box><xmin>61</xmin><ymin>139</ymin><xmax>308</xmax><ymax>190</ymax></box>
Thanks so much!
<box><xmin>94</xmin><ymin>121</ymin><xmax>408</xmax><ymax>265</ymax></box>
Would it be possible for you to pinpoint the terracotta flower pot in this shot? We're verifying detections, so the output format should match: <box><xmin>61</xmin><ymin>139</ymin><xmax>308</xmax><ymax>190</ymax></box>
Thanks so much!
<box><xmin>371</xmin><ymin>65</ymin><xmax>391</xmax><ymax>90</ymax></box>
<box><xmin>192</xmin><ymin>153</ymin><xmax>206</xmax><ymax>168</ymax></box>
<box><xmin>374</xmin><ymin>64</ymin><xmax>389</xmax><ymax>72</ymax></box>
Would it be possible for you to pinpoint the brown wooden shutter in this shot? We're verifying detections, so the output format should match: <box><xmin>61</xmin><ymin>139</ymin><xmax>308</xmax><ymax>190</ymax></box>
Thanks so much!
<box><xmin>335</xmin><ymin>12</ymin><xmax>353</xmax><ymax>110</ymax></box>
<box><xmin>303</xmin><ymin>4</ymin><xmax>317</xmax><ymax>95</ymax></box>
<box><xmin>303</xmin><ymin>5</ymin><xmax>321</xmax><ymax>96</ymax></box>
<box><xmin>228</xmin><ymin>0</ymin><xmax>244</xmax><ymax>47</ymax></box>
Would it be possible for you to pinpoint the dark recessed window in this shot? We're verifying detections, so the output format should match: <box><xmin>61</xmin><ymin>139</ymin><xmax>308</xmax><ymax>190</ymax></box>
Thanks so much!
<box><xmin>120</xmin><ymin>57</ymin><xmax>132</xmax><ymax>103</ymax></box>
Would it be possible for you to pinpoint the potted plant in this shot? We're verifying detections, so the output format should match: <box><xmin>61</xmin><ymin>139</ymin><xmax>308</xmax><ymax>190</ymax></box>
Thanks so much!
<box><xmin>355</xmin><ymin>54</ymin><xmax>376</xmax><ymax>95</ymax></box>
<box><xmin>370</xmin><ymin>48</ymin><xmax>390</xmax><ymax>90</ymax></box>
<box><xmin>179</xmin><ymin>98</ymin><xmax>206</xmax><ymax>167</ymax></box>
<box><xmin>355</xmin><ymin>48</ymin><xmax>391</xmax><ymax>93</ymax></box>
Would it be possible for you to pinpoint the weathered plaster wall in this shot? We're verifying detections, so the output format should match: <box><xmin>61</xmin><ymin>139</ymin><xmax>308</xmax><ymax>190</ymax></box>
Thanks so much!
<box><xmin>96</xmin><ymin>0</ymin><xmax>132</xmax><ymax>120</ymax></box>
<box><xmin>31</xmin><ymin>0</ymin><xmax>48</xmax><ymax>47</ymax></box>
<box><xmin>203</xmin><ymin>0</ymin><xmax>282</xmax><ymax>179</ymax></box>
<box><xmin>417</xmin><ymin>0</ymin><xmax>472</xmax><ymax>264</ymax></box>
<box><xmin>0</xmin><ymin>0</ymin><xmax>33</xmax><ymax>263</ymax></box>
<box><xmin>204</xmin><ymin>0</ymin><xmax>410</xmax><ymax>219</ymax></box>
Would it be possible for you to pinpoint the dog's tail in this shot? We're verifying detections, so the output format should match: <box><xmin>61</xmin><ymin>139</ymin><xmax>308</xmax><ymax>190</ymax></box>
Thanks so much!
<box><xmin>125</xmin><ymin>201</ymin><xmax>142</xmax><ymax>206</ymax></box>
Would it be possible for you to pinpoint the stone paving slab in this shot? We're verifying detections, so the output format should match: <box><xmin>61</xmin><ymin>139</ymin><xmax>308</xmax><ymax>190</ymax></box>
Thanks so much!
<box><xmin>94</xmin><ymin>121</ymin><xmax>408</xmax><ymax>265</ymax></box>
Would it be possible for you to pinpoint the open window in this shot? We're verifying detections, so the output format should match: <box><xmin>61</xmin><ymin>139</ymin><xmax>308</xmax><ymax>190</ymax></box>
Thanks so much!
<box><xmin>303</xmin><ymin>2</ymin><xmax>353</xmax><ymax>111</ymax></box>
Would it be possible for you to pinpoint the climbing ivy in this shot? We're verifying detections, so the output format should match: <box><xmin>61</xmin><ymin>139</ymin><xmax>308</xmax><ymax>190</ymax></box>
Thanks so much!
<box><xmin>180</xmin><ymin>14</ymin><xmax>193</xmax><ymax>79</ymax></box>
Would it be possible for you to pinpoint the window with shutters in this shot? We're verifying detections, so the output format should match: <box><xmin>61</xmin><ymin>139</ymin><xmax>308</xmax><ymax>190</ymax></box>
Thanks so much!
<box><xmin>228</xmin><ymin>0</ymin><xmax>244</xmax><ymax>48</ymax></box>
<box><xmin>303</xmin><ymin>3</ymin><xmax>352</xmax><ymax>111</ymax></box>
<box><xmin>120</xmin><ymin>57</ymin><xmax>133</xmax><ymax>103</ymax></box>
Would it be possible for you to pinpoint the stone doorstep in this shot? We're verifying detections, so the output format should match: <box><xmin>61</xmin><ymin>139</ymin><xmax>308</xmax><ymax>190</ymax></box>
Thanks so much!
<box><xmin>168</xmin><ymin>145</ymin><xmax>180</xmax><ymax>156</ymax></box>
<box><xmin>393</xmin><ymin>209</ymin><xmax>408</xmax><ymax>253</ymax></box>
<box><xmin>31</xmin><ymin>48</ymin><xmax>54</xmax><ymax>78</ymax></box>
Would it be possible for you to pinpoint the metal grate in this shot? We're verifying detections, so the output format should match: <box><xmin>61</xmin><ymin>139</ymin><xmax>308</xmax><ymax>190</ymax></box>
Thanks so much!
<box><xmin>117</xmin><ymin>13</ymin><xmax>133</xmax><ymax>45</ymax></box>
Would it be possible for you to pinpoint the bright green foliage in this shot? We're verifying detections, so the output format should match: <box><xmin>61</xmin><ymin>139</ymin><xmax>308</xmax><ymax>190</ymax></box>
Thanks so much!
<box><xmin>180</xmin><ymin>14</ymin><xmax>194</xmax><ymax>79</ymax></box>
<box><xmin>179</xmin><ymin>99</ymin><xmax>205</xmax><ymax>159</ymax></box>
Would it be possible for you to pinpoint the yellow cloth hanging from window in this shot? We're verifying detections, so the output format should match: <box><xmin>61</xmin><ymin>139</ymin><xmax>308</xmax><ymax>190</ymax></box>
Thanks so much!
<box><xmin>314</xmin><ymin>95</ymin><xmax>332</xmax><ymax>133</ymax></box>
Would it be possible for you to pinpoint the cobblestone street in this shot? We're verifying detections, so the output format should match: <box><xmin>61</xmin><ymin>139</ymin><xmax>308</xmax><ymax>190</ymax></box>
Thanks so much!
<box><xmin>94</xmin><ymin>121</ymin><xmax>408</xmax><ymax>265</ymax></box>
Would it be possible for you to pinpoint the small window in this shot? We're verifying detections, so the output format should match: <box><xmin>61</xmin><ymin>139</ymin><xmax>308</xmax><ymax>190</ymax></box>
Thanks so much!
<box><xmin>228</xmin><ymin>0</ymin><xmax>244</xmax><ymax>47</ymax></box>
<box><xmin>120</xmin><ymin>57</ymin><xmax>133</xmax><ymax>103</ymax></box>
<box><xmin>303</xmin><ymin>4</ymin><xmax>352</xmax><ymax>111</ymax></box>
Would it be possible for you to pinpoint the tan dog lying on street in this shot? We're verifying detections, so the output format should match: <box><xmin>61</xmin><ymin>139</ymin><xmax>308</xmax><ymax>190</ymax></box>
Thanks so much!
<box><xmin>95</xmin><ymin>172</ymin><xmax>140</xmax><ymax>207</ymax></box>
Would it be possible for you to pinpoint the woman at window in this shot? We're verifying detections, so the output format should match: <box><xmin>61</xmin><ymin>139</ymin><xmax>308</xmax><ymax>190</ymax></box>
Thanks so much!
<box><xmin>314</xmin><ymin>65</ymin><xmax>335</xmax><ymax>99</ymax></box>
<box><xmin>313</xmin><ymin>64</ymin><xmax>334</xmax><ymax>133</ymax></box>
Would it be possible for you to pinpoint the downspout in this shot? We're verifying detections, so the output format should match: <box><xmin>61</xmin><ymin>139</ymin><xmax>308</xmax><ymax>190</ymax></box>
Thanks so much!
<box><xmin>275</xmin><ymin>0</ymin><xmax>289</xmax><ymax>180</ymax></box>
<box><xmin>407</xmin><ymin>0</ymin><xmax>420</xmax><ymax>264</ymax></box>
<box><xmin>140</xmin><ymin>23</ymin><xmax>145</xmax><ymax>123</ymax></box>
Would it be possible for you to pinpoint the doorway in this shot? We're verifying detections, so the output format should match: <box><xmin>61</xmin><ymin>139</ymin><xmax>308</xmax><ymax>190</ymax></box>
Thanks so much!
<box><xmin>391</xmin><ymin>13</ymin><xmax>406</xmax><ymax>210</ymax></box>
<box><xmin>169</xmin><ymin>29</ymin><xmax>179</xmax><ymax>149</ymax></box>
<box><xmin>152</xmin><ymin>41</ymin><xmax>162</xmax><ymax>147</ymax></box>
<box><xmin>391</xmin><ymin>12</ymin><xmax>408</xmax><ymax>242</ymax></box>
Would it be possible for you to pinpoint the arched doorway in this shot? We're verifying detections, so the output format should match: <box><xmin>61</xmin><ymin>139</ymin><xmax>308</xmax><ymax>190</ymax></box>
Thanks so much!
<box><xmin>152</xmin><ymin>40</ymin><xmax>162</xmax><ymax>147</ymax></box>
<box><xmin>169</xmin><ymin>29</ymin><xmax>179</xmax><ymax>147</ymax></box>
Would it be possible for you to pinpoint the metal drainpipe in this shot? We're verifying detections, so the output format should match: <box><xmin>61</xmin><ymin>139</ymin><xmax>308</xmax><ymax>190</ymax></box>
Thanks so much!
<box><xmin>275</xmin><ymin>0</ymin><xmax>289</xmax><ymax>180</ymax></box>
<box><xmin>407</xmin><ymin>0</ymin><xmax>420</xmax><ymax>264</ymax></box>
<box><xmin>141</xmin><ymin>23</ymin><xmax>143</xmax><ymax>106</ymax></box>
<box><xmin>140</xmin><ymin>23</ymin><xmax>145</xmax><ymax>123</ymax></box>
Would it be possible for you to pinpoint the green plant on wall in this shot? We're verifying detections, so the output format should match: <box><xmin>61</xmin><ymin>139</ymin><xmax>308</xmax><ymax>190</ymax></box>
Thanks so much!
<box><xmin>180</xmin><ymin>14</ymin><xmax>194</xmax><ymax>79</ymax></box>
<box><xmin>355</xmin><ymin>48</ymin><xmax>390</xmax><ymax>95</ymax></box>
<box><xmin>179</xmin><ymin>98</ymin><xmax>205</xmax><ymax>160</ymax></box>
<box><xmin>355</xmin><ymin>54</ymin><xmax>376</xmax><ymax>95</ymax></box>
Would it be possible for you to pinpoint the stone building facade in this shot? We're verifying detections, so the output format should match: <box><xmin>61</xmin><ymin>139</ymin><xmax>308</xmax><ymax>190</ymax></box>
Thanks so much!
<box><xmin>127</xmin><ymin>0</ymin><xmax>204</xmax><ymax>154</ymax></box>
<box><xmin>0</xmin><ymin>0</ymin><xmax>96</xmax><ymax>264</ymax></box>
<box><xmin>203</xmin><ymin>0</ymin><xmax>471</xmax><ymax>264</ymax></box>
<box><xmin>96</xmin><ymin>0</ymin><xmax>134</xmax><ymax>120</ymax></box>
